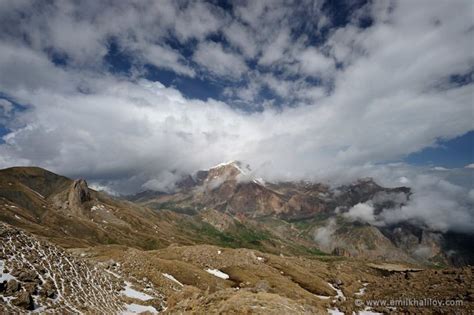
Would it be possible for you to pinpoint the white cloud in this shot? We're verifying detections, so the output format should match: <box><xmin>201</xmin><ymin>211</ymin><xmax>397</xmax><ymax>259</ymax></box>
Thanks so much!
<box><xmin>258</xmin><ymin>30</ymin><xmax>291</xmax><ymax>66</ymax></box>
<box><xmin>343</xmin><ymin>202</ymin><xmax>377</xmax><ymax>224</ymax></box>
<box><xmin>0</xmin><ymin>0</ymin><xmax>472</xmax><ymax>234</ymax></box>
<box><xmin>172</xmin><ymin>1</ymin><xmax>226</xmax><ymax>42</ymax></box>
<box><xmin>223</xmin><ymin>22</ymin><xmax>258</xmax><ymax>59</ymax></box>
<box><xmin>295</xmin><ymin>47</ymin><xmax>335</xmax><ymax>76</ymax></box>
<box><xmin>89</xmin><ymin>183</ymin><xmax>119</xmax><ymax>196</ymax></box>
<box><xmin>141</xmin><ymin>44</ymin><xmax>195</xmax><ymax>77</ymax></box>
<box><xmin>465</xmin><ymin>163</ymin><xmax>474</xmax><ymax>169</ymax></box>
<box><xmin>378</xmin><ymin>173</ymin><xmax>474</xmax><ymax>233</ymax></box>
<box><xmin>0</xmin><ymin>99</ymin><xmax>13</xmax><ymax>115</ymax></box>
<box><xmin>313</xmin><ymin>218</ymin><xmax>337</xmax><ymax>249</ymax></box>
<box><xmin>432</xmin><ymin>166</ymin><xmax>449</xmax><ymax>171</ymax></box>
<box><xmin>193</xmin><ymin>41</ymin><xmax>248</xmax><ymax>79</ymax></box>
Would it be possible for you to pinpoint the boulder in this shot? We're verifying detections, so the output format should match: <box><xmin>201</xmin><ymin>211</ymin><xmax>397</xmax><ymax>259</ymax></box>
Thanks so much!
<box><xmin>12</xmin><ymin>291</ymin><xmax>34</xmax><ymax>310</ymax></box>
<box><xmin>18</xmin><ymin>270</ymin><xmax>38</xmax><ymax>282</ymax></box>
<box><xmin>5</xmin><ymin>279</ymin><xmax>20</xmax><ymax>296</ymax></box>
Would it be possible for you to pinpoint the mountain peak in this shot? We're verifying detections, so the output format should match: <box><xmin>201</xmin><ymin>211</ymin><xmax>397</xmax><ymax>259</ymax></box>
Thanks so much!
<box><xmin>208</xmin><ymin>160</ymin><xmax>247</xmax><ymax>173</ymax></box>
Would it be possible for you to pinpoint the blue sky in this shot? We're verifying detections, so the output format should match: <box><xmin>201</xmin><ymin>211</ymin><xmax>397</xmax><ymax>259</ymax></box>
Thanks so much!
<box><xmin>0</xmin><ymin>0</ymin><xmax>472</xmax><ymax>191</ymax></box>
<box><xmin>405</xmin><ymin>131</ymin><xmax>474</xmax><ymax>168</ymax></box>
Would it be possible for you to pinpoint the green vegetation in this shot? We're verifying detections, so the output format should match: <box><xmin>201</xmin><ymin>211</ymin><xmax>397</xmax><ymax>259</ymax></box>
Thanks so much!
<box><xmin>142</xmin><ymin>238</ymin><xmax>161</xmax><ymax>250</ymax></box>
<box><xmin>152</xmin><ymin>201</ymin><xmax>198</xmax><ymax>215</ymax></box>
<box><xmin>302</xmin><ymin>246</ymin><xmax>327</xmax><ymax>256</ymax></box>
<box><xmin>179</xmin><ymin>219</ymin><xmax>271</xmax><ymax>250</ymax></box>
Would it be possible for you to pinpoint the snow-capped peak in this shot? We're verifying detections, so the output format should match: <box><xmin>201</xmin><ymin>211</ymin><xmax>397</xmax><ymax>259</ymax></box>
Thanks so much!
<box><xmin>209</xmin><ymin>161</ymin><xmax>247</xmax><ymax>174</ymax></box>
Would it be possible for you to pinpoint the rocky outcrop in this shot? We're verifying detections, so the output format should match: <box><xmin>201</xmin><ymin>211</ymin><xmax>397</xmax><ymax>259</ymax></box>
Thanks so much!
<box><xmin>332</xmin><ymin>247</ymin><xmax>351</xmax><ymax>257</ymax></box>
<box><xmin>67</xmin><ymin>179</ymin><xmax>91</xmax><ymax>216</ymax></box>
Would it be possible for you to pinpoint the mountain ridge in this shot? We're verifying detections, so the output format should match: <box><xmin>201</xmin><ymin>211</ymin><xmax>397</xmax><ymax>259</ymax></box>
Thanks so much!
<box><xmin>1</xmin><ymin>165</ymin><xmax>473</xmax><ymax>314</ymax></box>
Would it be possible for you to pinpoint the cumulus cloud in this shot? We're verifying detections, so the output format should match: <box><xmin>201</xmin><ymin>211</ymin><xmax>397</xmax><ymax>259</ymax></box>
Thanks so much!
<box><xmin>142</xmin><ymin>171</ymin><xmax>183</xmax><ymax>193</ymax></box>
<box><xmin>336</xmin><ymin>164</ymin><xmax>474</xmax><ymax>234</ymax></box>
<box><xmin>0</xmin><ymin>0</ymin><xmax>472</xmax><ymax>234</ymax></box>
<box><xmin>193</xmin><ymin>41</ymin><xmax>248</xmax><ymax>79</ymax></box>
<box><xmin>313</xmin><ymin>218</ymin><xmax>337</xmax><ymax>249</ymax></box>
<box><xmin>343</xmin><ymin>202</ymin><xmax>377</xmax><ymax>224</ymax></box>
<box><xmin>89</xmin><ymin>183</ymin><xmax>119</xmax><ymax>197</ymax></box>
<box><xmin>377</xmin><ymin>173</ymin><xmax>474</xmax><ymax>233</ymax></box>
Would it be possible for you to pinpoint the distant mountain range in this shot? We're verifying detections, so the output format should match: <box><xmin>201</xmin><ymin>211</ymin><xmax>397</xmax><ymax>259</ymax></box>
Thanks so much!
<box><xmin>128</xmin><ymin>161</ymin><xmax>473</xmax><ymax>266</ymax></box>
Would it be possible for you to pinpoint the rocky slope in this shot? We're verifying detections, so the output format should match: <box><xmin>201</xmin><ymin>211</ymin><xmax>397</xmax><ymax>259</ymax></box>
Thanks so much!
<box><xmin>0</xmin><ymin>166</ymin><xmax>326</xmax><ymax>258</ymax></box>
<box><xmin>77</xmin><ymin>242</ymin><xmax>474</xmax><ymax>314</ymax></box>
<box><xmin>0</xmin><ymin>223</ymin><xmax>165</xmax><ymax>313</ymax></box>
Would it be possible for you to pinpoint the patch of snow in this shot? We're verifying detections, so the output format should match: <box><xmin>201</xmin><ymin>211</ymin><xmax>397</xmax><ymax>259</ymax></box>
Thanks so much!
<box><xmin>205</xmin><ymin>268</ymin><xmax>229</xmax><ymax>279</ymax></box>
<box><xmin>327</xmin><ymin>308</ymin><xmax>344</xmax><ymax>315</ymax></box>
<box><xmin>162</xmin><ymin>273</ymin><xmax>183</xmax><ymax>287</ymax></box>
<box><xmin>25</xmin><ymin>186</ymin><xmax>45</xmax><ymax>199</ymax></box>
<box><xmin>122</xmin><ymin>281</ymin><xmax>154</xmax><ymax>301</ymax></box>
<box><xmin>328</xmin><ymin>282</ymin><xmax>346</xmax><ymax>301</ymax></box>
<box><xmin>209</xmin><ymin>160</ymin><xmax>248</xmax><ymax>174</ymax></box>
<box><xmin>91</xmin><ymin>204</ymin><xmax>106</xmax><ymax>211</ymax></box>
<box><xmin>217</xmin><ymin>250</ymin><xmax>222</xmax><ymax>255</ymax></box>
<box><xmin>316</xmin><ymin>295</ymin><xmax>330</xmax><ymax>300</ymax></box>
<box><xmin>355</xmin><ymin>287</ymin><xmax>366</xmax><ymax>296</ymax></box>
<box><xmin>32</xmin><ymin>304</ymin><xmax>47</xmax><ymax>313</ymax></box>
<box><xmin>257</xmin><ymin>256</ymin><xmax>264</xmax><ymax>261</ymax></box>
<box><xmin>122</xmin><ymin>303</ymin><xmax>158</xmax><ymax>314</ymax></box>
<box><xmin>14</xmin><ymin>215</ymin><xmax>21</xmax><ymax>220</ymax></box>
<box><xmin>0</xmin><ymin>260</ymin><xmax>16</xmax><ymax>282</ymax></box>
<box><xmin>358</xmin><ymin>308</ymin><xmax>382</xmax><ymax>315</ymax></box>
<box><xmin>105</xmin><ymin>269</ymin><xmax>121</xmax><ymax>278</ymax></box>
<box><xmin>210</xmin><ymin>160</ymin><xmax>238</xmax><ymax>169</ymax></box>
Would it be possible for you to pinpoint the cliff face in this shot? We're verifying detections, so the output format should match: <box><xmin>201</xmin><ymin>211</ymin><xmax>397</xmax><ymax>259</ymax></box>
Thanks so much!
<box><xmin>67</xmin><ymin>179</ymin><xmax>91</xmax><ymax>216</ymax></box>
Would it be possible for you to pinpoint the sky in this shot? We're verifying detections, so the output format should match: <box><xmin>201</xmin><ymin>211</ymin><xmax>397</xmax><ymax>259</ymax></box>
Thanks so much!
<box><xmin>0</xmin><ymin>0</ymin><xmax>473</xmax><ymax>232</ymax></box>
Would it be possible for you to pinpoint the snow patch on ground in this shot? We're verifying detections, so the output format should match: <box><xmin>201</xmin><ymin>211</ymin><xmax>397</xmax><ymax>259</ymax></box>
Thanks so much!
<box><xmin>205</xmin><ymin>268</ymin><xmax>229</xmax><ymax>279</ymax></box>
<box><xmin>25</xmin><ymin>186</ymin><xmax>45</xmax><ymax>199</ymax></box>
<box><xmin>0</xmin><ymin>260</ymin><xmax>16</xmax><ymax>282</ymax></box>
<box><xmin>358</xmin><ymin>308</ymin><xmax>383</xmax><ymax>315</ymax></box>
<box><xmin>162</xmin><ymin>273</ymin><xmax>183</xmax><ymax>287</ymax></box>
<box><xmin>105</xmin><ymin>269</ymin><xmax>121</xmax><ymax>278</ymax></box>
<box><xmin>122</xmin><ymin>281</ymin><xmax>154</xmax><ymax>301</ymax></box>
<box><xmin>91</xmin><ymin>204</ymin><xmax>106</xmax><ymax>211</ymax></box>
<box><xmin>328</xmin><ymin>308</ymin><xmax>344</xmax><ymax>315</ymax></box>
<box><xmin>328</xmin><ymin>282</ymin><xmax>346</xmax><ymax>302</ymax></box>
<box><xmin>315</xmin><ymin>295</ymin><xmax>330</xmax><ymax>300</ymax></box>
<box><xmin>122</xmin><ymin>303</ymin><xmax>158</xmax><ymax>314</ymax></box>
<box><xmin>355</xmin><ymin>287</ymin><xmax>366</xmax><ymax>296</ymax></box>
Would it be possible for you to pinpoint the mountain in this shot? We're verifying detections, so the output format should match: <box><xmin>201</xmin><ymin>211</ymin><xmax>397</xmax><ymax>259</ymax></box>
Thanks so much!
<box><xmin>0</xmin><ymin>166</ymin><xmax>328</xmax><ymax>256</ymax></box>
<box><xmin>130</xmin><ymin>161</ymin><xmax>471</xmax><ymax>266</ymax></box>
<box><xmin>0</xmin><ymin>165</ymin><xmax>473</xmax><ymax>313</ymax></box>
